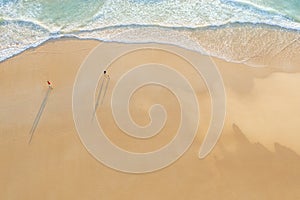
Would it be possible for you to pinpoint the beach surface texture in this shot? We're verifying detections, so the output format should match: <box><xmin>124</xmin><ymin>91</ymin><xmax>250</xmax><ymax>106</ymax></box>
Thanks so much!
<box><xmin>1</xmin><ymin>0</ymin><xmax>300</xmax><ymax>199</ymax></box>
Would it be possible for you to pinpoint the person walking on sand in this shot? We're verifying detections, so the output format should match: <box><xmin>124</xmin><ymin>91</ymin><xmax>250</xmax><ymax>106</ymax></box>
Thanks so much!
<box><xmin>104</xmin><ymin>70</ymin><xmax>109</xmax><ymax>79</ymax></box>
<box><xmin>94</xmin><ymin>70</ymin><xmax>110</xmax><ymax>113</ymax></box>
<box><xmin>47</xmin><ymin>80</ymin><xmax>53</xmax><ymax>89</ymax></box>
<box><xmin>101</xmin><ymin>71</ymin><xmax>110</xmax><ymax>104</ymax></box>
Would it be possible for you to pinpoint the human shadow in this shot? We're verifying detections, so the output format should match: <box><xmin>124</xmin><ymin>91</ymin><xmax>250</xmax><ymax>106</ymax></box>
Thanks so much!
<box><xmin>28</xmin><ymin>87</ymin><xmax>52</xmax><ymax>144</ymax></box>
<box><xmin>93</xmin><ymin>75</ymin><xmax>110</xmax><ymax>119</ymax></box>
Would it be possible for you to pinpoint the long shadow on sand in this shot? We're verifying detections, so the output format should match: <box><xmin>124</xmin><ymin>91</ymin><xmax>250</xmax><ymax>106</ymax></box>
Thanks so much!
<box><xmin>93</xmin><ymin>75</ymin><xmax>110</xmax><ymax>119</ymax></box>
<box><xmin>28</xmin><ymin>87</ymin><xmax>52</xmax><ymax>144</ymax></box>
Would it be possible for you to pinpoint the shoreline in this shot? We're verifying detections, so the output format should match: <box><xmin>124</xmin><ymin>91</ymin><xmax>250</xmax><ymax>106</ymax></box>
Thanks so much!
<box><xmin>1</xmin><ymin>22</ymin><xmax>300</xmax><ymax>67</ymax></box>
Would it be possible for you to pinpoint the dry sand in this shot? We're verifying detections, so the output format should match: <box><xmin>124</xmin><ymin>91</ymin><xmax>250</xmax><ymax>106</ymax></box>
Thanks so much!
<box><xmin>1</xmin><ymin>38</ymin><xmax>300</xmax><ymax>199</ymax></box>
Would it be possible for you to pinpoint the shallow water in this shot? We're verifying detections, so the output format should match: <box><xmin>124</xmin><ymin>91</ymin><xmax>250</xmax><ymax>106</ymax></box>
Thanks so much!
<box><xmin>0</xmin><ymin>0</ymin><xmax>300</xmax><ymax>64</ymax></box>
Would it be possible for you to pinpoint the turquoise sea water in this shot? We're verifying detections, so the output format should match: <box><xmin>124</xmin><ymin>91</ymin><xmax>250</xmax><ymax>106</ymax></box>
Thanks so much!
<box><xmin>0</xmin><ymin>0</ymin><xmax>299</xmax><ymax>62</ymax></box>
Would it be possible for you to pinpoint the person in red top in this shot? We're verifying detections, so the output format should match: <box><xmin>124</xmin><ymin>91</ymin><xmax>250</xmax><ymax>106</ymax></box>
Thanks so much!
<box><xmin>47</xmin><ymin>81</ymin><xmax>53</xmax><ymax>89</ymax></box>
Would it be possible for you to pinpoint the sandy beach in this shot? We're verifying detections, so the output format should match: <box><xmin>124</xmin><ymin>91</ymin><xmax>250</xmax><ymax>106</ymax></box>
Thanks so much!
<box><xmin>1</xmin><ymin>38</ymin><xmax>300</xmax><ymax>199</ymax></box>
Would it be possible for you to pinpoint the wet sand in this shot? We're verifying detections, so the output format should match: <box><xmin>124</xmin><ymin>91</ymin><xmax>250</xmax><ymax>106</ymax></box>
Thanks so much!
<box><xmin>0</xmin><ymin>38</ymin><xmax>300</xmax><ymax>199</ymax></box>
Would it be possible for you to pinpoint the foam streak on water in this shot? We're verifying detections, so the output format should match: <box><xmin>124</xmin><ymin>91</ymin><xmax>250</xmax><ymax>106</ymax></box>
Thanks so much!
<box><xmin>0</xmin><ymin>0</ymin><xmax>300</xmax><ymax>65</ymax></box>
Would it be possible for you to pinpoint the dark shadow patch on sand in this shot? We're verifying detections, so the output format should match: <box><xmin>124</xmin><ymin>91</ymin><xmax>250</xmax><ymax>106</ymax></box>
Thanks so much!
<box><xmin>28</xmin><ymin>88</ymin><xmax>52</xmax><ymax>144</ymax></box>
<box><xmin>211</xmin><ymin>123</ymin><xmax>300</xmax><ymax>199</ymax></box>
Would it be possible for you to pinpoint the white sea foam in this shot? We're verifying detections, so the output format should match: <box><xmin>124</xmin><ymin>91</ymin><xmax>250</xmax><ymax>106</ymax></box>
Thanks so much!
<box><xmin>0</xmin><ymin>0</ymin><xmax>300</xmax><ymax>64</ymax></box>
